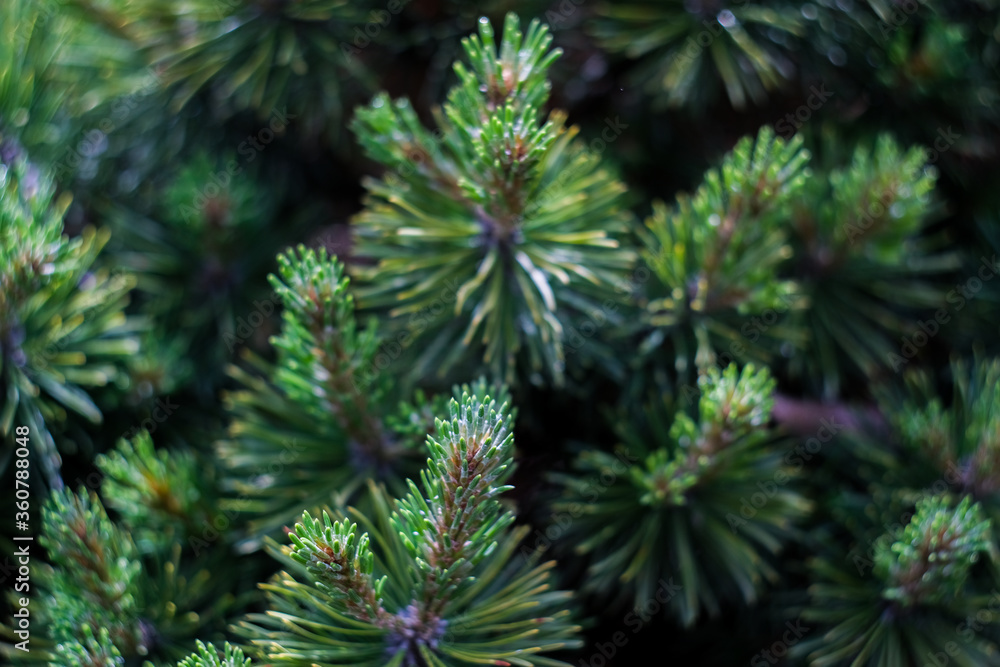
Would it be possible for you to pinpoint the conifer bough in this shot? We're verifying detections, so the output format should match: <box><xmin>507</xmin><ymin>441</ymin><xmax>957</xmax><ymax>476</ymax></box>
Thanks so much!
<box><xmin>240</xmin><ymin>383</ymin><xmax>582</xmax><ymax>665</ymax></box>
<box><xmin>350</xmin><ymin>13</ymin><xmax>636</xmax><ymax>386</ymax></box>
<box><xmin>0</xmin><ymin>159</ymin><xmax>139</xmax><ymax>489</ymax></box>
<box><xmin>635</xmin><ymin>125</ymin><xmax>808</xmax><ymax>387</ymax></box>
<box><xmin>551</xmin><ymin>363</ymin><xmax>811</xmax><ymax>627</ymax></box>
<box><xmin>796</xmin><ymin>494</ymin><xmax>998</xmax><ymax>666</ymax></box>
<box><xmin>216</xmin><ymin>246</ymin><xmax>437</xmax><ymax>547</ymax></box>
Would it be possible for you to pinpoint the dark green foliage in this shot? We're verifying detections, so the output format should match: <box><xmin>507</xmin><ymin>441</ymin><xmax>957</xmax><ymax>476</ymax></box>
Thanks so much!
<box><xmin>101</xmin><ymin>153</ymin><xmax>283</xmax><ymax>395</ymax></box>
<box><xmin>632</xmin><ymin>126</ymin><xmax>809</xmax><ymax>393</ymax></box>
<box><xmin>784</xmin><ymin>133</ymin><xmax>959</xmax><ymax>396</ymax></box>
<box><xmin>854</xmin><ymin>358</ymin><xmax>1000</xmax><ymax>549</ymax></box>
<box><xmin>6</xmin><ymin>2</ymin><xmax>1000</xmax><ymax>665</ymax></box>
<box><xmin>54</xmin><ymin>625</ymin><xmax>125</xmax><ymax>667</ymax></box>
<box><xmin>552</xmin><ymin>363</ymin><xmax>811</xmax><ymax>626</ymax></box>
<box><xmin>350</xmin><ymin>13</ymin><xmax>636</xmax><ymax>387</ymax></box>
<box><xmin>96</xmin><ymin>430</ymin><xmax>217</xmax><ymax>554</ymax></box>
<box><xmin>795</xmin><ymin>494</ymin><xmax>999</xmax><ymax>666</ymax></box>
<box><xmin>70</xmin><ymin>0</ymin><xmax>376</xmax><ymax>143</ymax></box>
<box><xmin>0</xmin><ymin>160</ymin><xmax>140</xmax><ymax>487</ymax></box>
<box><xmin>591</xmin><ymin>1</ymin><xmax>803</xmax><ymax>110</ymax></box>
<box><xmin>237</xmin><ymin>384</ymin><xmax>581</xmax><ymax>665</ymax></box>
<box><xmin>0</xmin><ymin>439</ymin><xmax>245</xmax><ymax>666</ymax></box>
<box><xmin>216</xmin><ymin>246</ymin><xmax>437</xmax><ymax>547</ymax></box>
<box><xmin>0</xmin><ymin>2</ymin><xmax>71</xmax><ymax>155</ymax></box>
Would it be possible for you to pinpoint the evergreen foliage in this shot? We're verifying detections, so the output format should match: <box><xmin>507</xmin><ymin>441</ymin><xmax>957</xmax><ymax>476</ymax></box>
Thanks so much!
<box><xmin>796</xmin><ymin>494</ymin><xmax>999</xmax><ymax>666</ymax></box>
<box><xmin>1</xmin><ymin>436</ymin><xmax>244</xmax><ymax>666</ymax></box>
<box><xmin>101</xmin><ymin>153</ymin><xmax>284</xmax><ymax>395</ymax></box>
<box><xmin>632</xmin><ymin>126</ymin><xmax>809</xmax><ymax>392</ymax></box>
<box><xmin>350</xmin><ymin>13</ymin><xmax>636</xmax><ymax>387</ymax></box>
<box><xmin>4</xmin><ymin>2</ymin><xmax>1000</xmax><ymax>666</ymax></box>
<box><xmin>66</xmin><ymin>0</ymin><xmax>375</xmax><ymax>143</ymax></box>
<box><xmin>0</xmin><ymin>159</ymin><xmax>139</xmax><ymax>488</ymax></box>
<box><xmin>175</xmin><ymin>641</ymin><xmax>251</xmax><ymax>667</ymax></box>
<box><xmin>551</xmin><ymin>363</ymin><xmax>811</xmax><ymax>626</ymax></box>
<box><xmin>238</xmin><ymin>384</ymin><xmax>581</xmax><ymax>665</ymax></box>
<box><xmin>216</xmin><ymin>246</ymin><xmax>455</xmax><ymax>547</ymax></box>
<box><xmin>96</xmin><ymin>430</ymin><xmax>217</xmax><ymax>554</ymax></box>
<box><xmin>591</xmin><ymin>1</ymin><xmax>803</xmax><ymax>110</ymax></box>
<box><xmin>784</xmin><ymin>133</ymin><xmax>959</xmax><ymax>397</ymax></box>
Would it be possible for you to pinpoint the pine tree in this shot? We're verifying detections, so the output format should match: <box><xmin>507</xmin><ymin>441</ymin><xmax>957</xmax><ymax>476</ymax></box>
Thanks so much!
<box><xmin>591</xmin><ymin>1</ymin><xmax>803</xmax><ymax>110</ymax></box>
<box><xmin>64</xmin><ymin>0</ymin><xmax>377</xmax><ymax>144</ymax></box>
<box><xmin>175</xmin><ymin>641</ymin><xmax>251</xmax><ymax>667</ymax></box>
<box><xmin>629</xmin><ymin>126</ymin><xmax>810</xmax><ymax>395</ymax></box>
<box><xmin>796</xmin><ymin>494</ymin><xmax>999</xmax><ymax>666</ymax></box>
<box><xmin>6</xmin><ymin>2</ymin><xmax>1000</xmax><ymax>666</ymax></box>
<box><xmin>783</xmin><ymin>133</ymin><xmax>958</xmax><ymax>397</ymax></box>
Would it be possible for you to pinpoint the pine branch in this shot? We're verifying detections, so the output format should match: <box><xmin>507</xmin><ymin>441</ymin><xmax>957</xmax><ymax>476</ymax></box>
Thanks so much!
<box><xmin>786</xmin><ymin>133</ymin><xmax>960</xmax><ymax>396</ymax></box>
<box><xmin>876</xmin><ymin>495</ymin><xmax>991</xmax><ymax>607</ymax></box>
<box><xmin>53</xmin><ymin>625</ymin><xmax>124</xmax><ymax>667</ymax></box>
<box><xmin>1</xmin><ymin>159</ymin><xmax>140</xmax><ymax>489</ymax></box>
<box><xmin>175</xmin><ymin>641</ymin><xmax>251</xmax><ymax>667</ymax></box>
<box><xmin>3</xmin><ymin>466</ymin><xmax>248</xmax><ymax>665</ymax></box>
<box><xmin>798</xmin><ymin>493</ymin><xmax>997</xmax><ymax>666</ymax></box>
<box><xmin>96</xmin><ymin>430</ymin><xmax>217</xmax><ymax>554</ymax></box>
<box><xmin>287</xmin><ymin>511</ymin><xmax>389</xmax><ymax>624</ymax></box>
<box><xmin>591</xmin><ymin>2</ymin><xmax>803</xmax><ymax>109</ymax></box>
<box><xmin>239</xmin><ymin>379</ymin><xmax>580</xmax><ymax>666</ymax></box>
<box><xmin>269</xmin><ymin>245</ymin><xmax>393</xmax><ymax>457</ymax></box>
<box><xmin>631</xmin><ymin>126</ymin><xmax>808</xmax><ymax>397</ymax></box>
<box><xmin>69</xmin><ymin>0</ymin><xmax>376</xmax><ymax>140</ymax></box>
<box><xmin>36</xmin><ymin>488</ymin><xmax>146</xmax><ymax>656</ymax></box>
<box><xmin>552</xmin><ymin>363</ymin><xmax>810</xmax><ymax>626</ymax></box>
<box><xmin>216</xmin><ymin>247</ymin><xmax>441</xmax><ymax>548</ymax></box>
<box><xmin>350</xmin><ymin>13</ymin><xmax>636</xmax><ymax>386</ymax></box>
<box><xmin>396</xmin><ymin>386</ymin><xmax>516</xmax><ymax>619</ymax></box>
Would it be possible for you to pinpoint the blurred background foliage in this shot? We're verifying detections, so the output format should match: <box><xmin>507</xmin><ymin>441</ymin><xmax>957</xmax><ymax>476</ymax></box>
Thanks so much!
<box><xmin>2</xmin><ymin>0</ymin><xmax>1000</xmax><ymax>664</ymax></box>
